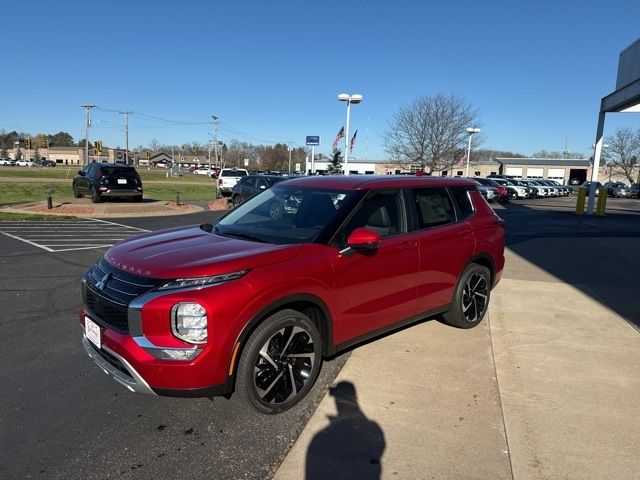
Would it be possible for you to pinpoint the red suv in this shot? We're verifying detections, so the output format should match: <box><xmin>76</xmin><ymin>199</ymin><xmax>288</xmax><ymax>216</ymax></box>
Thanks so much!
<box><xmin>80</xmin><ymin>176</ymin><xmax>504</xmax><ymax>413</ymax></box>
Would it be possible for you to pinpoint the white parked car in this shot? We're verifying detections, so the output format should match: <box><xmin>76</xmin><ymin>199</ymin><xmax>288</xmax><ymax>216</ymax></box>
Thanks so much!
<box><xmin>0</xmin><ymin>159</ymin><xmax>16</xmax><ymax>166</ymax></box>
<box><xmin>193</xmin><ymin>168</ymin><xmax>214</xmax><ymax>175</ymax></box>
<box><xmin>15</xmin><ymin>160</ymin><xmax>35</xmax><ymax>167</ymax></box>
<box><xmin>218</xmin><ymin>168</ymin><xmax>249</xmax><ymax>196</ymax></box>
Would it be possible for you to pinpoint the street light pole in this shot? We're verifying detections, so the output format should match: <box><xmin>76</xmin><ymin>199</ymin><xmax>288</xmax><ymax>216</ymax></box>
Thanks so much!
<box><xmin>465</xmin><ymin>127</ymin><xmax>481</xmax><ymax>177</ymax></box>
<box><xmin>81</xmin><ymin>104</ymin><xmax>95</xmax><ymax>167</ymax></box>
<box><xmin>288</xmin><ymin>146</ymin><xmax>293</xmax><ymax>173</ymax></box>
<box><xmin>338</xmin><ymin>93</ymin><xmax>363</xmax><ymax>176</ymax></box>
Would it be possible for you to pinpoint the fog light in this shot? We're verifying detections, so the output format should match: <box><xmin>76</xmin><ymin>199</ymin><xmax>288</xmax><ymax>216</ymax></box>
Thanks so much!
<box><xmin>160</xmin><ymin>349</ymin><xmax>201</xmax><ymax>361</ymax></box>
<box><xmin>172</xmin><ymin>303</ymin><xmax>207</xmax><ymax>344</ymax></box>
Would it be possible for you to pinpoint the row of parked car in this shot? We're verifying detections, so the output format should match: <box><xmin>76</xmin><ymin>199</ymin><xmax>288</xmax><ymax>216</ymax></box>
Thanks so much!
<box><xmin>0</xmin><ymin>159</ymin><xmax>56</xmax><ymax>167</ymax></box>
<box><xmin>581</xmin><ymin>181</ymin><xmax>640</xmax><ymax>198</ymax></box>
<box><xmin>469</xmin><ymin>175</ymin><xmax>572</xmax><ymax>202</ymax></box>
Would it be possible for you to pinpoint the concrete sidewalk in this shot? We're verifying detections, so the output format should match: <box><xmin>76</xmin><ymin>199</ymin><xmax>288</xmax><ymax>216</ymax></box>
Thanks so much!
<box><xmin>274</xmin><ymin>245</ymin><xmax>640</xmax><ymax>480</ymax></box>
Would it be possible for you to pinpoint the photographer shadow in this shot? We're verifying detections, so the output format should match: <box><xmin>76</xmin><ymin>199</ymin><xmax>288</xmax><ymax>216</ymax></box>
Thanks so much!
<box><xmin>305</xmin><ymin>381</ymin><xmax>385</xmax><ymax>480</ymax></box>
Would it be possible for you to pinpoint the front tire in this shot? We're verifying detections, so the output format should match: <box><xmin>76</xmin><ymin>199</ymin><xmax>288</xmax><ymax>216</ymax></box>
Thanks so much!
<box><xmin>442</xmin><ymin>264</ymin><xmax>491</xmax><ymax>329</ymax></box>
<box><xmin>73</xmin><ymin>185</ymin><xmax>83</xmax><ymax>198</ymax></box>
<box><xmin>236</xmin><ymin>309</ymin><xmax>322</xmax><ymax>414</ymax></box>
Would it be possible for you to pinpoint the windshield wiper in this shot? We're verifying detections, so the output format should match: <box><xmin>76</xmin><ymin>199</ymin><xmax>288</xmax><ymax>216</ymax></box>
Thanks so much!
<box><xmin>219</xmin><ymin>230</ymin><xmax>266</xmax><ymax>243</ymax></box>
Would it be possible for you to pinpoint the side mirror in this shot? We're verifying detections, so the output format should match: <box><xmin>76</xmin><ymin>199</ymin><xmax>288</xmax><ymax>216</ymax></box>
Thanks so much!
<box><xmin>346</xmin><ymin>227</ymin><xmax>381</xmax><ymax>252</ymax></box>
<box><xmin>78</xmin><ymin>170</ymin><xmax>84</xmax><ymax>175</ymax></box>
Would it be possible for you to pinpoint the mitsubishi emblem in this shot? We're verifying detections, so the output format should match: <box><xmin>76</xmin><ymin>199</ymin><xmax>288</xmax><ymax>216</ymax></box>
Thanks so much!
<box><xmin>95</xmin><ymin>272</ymin><xmax>112</xmax><ymax>291</ymax></box>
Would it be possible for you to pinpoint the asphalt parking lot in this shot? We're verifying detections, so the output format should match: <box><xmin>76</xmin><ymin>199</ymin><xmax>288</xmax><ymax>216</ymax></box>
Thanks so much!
<box><xmin>1</xmin><ymin>195</ymin><xmax>638</xmax><ymax>479</ymax></box>
<box><xmin>0</xmin><ymin>210</ymin><xmax>347</xmax><ymax>480</ymax></box>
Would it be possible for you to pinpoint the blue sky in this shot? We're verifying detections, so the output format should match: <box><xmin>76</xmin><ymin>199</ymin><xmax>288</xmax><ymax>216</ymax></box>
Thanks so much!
<box><xmin>2</xmin><ymin>0</ymin><xmax>640</xmax><ymax>159</ymax></box>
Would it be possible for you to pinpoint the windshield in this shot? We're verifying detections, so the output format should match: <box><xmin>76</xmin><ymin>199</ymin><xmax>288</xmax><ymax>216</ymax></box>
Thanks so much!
<box><xmin>215</xmin><ymin>186</ymin><xmax>356</xmax><ymax>245</ymax></box>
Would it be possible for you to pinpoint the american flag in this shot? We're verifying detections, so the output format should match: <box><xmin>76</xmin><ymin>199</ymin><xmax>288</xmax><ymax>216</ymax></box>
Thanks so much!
<box><xmin>349</xmin><ymin>130</ymin><xmax>358</xmax><ymax>152</ymax></box>
<box><xmin>332</xmin><ymin>127</ymin><xmax>345</xmax><ymax>150</ymax></box>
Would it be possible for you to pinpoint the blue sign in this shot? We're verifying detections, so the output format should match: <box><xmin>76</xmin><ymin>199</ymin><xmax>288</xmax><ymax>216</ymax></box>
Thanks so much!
<box><xmin>306</xmin><ymin>135</ymin><xmax>320</xmax><ymax>146</ymax></box>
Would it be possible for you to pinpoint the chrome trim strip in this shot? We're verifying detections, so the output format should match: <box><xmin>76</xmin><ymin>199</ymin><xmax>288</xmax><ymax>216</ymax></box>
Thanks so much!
<box><xmin>132</xmin><ymin>335</ymin><xmax>203</xmax><ymax>361</ymax></box>
<box><xmin>82</xmin><ymin>336</ymin><xmax>156</xmax><ymax>395</ymax></box>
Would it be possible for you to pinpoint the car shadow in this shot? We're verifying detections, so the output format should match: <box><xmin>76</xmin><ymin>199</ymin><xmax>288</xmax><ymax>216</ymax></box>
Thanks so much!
<box><xmin>305</xmin><ymin>381</ymin><xmax>385</xmax><ymax>480</ymax></box>
<box><xmin>496</xmin><ymin>198</ymin><xmax>640</xmax><ymax>330</ymax></box>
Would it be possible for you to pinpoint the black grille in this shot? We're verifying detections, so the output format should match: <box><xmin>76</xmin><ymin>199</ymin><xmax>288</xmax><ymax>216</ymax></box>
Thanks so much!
<box><xmin>84</xmin><ymin>258</ymin><xmax>165</xmax><ymax>333</ymax></box>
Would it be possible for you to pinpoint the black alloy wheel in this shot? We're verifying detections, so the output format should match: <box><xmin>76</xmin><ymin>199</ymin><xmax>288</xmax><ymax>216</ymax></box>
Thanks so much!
<box><xmin>442</xmin><ymin>263</ymin><xmax>491</xmax><ymax>329</ymax></box>
<box><xmin>461</xmin><ymin>272</ymin><xmax>489</xmax><ymax>323</ymax></box>
<box><xmin>236</xmin><ymin>309</ymin><xmax>322</xmax><ymax>414</ymax></box>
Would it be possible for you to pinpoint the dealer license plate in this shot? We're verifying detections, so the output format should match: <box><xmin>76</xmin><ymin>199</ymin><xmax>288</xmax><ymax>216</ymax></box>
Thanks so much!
<box><xmin>85</xmin><ymin>316</ymin><xmax>102</xmax><ymax>349</ymax></box>
<box><xmin>117</xmin><ymin>178</ymin><xmax>127</xmax><ymax>184</ymax></box>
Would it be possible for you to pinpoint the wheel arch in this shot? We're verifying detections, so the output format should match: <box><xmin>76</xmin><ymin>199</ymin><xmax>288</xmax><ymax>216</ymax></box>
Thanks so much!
<box><xmin>462</xmin><ymin>253</ymin><xmax>496</xmax><ymax>288</ymax></box>
<box><xmin>223</xmin><ymin>293</ymin><xmax>334</xmax><ymax>393</ymax></box>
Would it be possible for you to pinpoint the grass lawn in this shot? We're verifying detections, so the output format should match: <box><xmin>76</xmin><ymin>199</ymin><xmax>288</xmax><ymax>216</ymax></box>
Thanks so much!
<box><xmin>0</xmin><ymin>212</ymin><xmax>74</xmax><ymax>221</ymax></box>
<box><xmin>0</xmin><ymin>167</ymin><xmax>216</xmax><ymax>183</ymax></box>
<box><xmin>0</xmin><ymin>182</ymin><xmax>216</xmax><ymax>206</ymax></box>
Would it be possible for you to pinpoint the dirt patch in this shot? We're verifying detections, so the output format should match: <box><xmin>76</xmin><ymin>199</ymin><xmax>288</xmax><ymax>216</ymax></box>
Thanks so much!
<box><xmin>209</xmin><ymin>198</ymin><xmax>231</xmax><ymax>211</ymax></box>
<box><xmin>27</xmin><ymin>205</ymin><xmax>94</xmax><ymax>215</ymax></box>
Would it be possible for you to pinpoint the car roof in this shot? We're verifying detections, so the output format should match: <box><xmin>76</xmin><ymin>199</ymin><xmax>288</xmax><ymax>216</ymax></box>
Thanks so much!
<box><xmin>92</xmin><ymin>162</ymin><xmax>135</xmax><ymax>168</ymax></box>
<box><xmin>278</xmin><ymin>175</ymin><xmax>477</xmax><ymax>190</ymax></box>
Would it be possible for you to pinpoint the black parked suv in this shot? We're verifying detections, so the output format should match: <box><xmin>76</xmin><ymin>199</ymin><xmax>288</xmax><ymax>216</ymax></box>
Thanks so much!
<box><xmin>73</xmin><ymin>163</ymin><xmax>143</xmax><ymax>203</ymax></box>
<box><xmin>231</xmin><ymin>174</ymin><xmax>287</xmax><ymax>206</ymax></box>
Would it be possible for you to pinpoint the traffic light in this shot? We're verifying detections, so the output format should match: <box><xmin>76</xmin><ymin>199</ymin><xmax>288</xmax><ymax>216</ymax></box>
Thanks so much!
<box><xmin>95</xmin><ymin>141</ymin><xmax>103</xmax><ymax>153</ymax></box>
<box><xmin>146</xmin><ymin>151</ymin><xmax>150</xmax><ymax>158</ymax></box>
<box><xmin>25</xmin><ymin>139</ymin><xmax>32</xmax><ymax>149</ymax></box>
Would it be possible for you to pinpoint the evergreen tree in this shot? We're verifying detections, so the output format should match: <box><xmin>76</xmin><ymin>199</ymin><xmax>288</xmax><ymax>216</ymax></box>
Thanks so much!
<box><xmin>33</xmin><ymin>147</ymin><xmax>40</xmax><ymax>165</ymax></box>
<box><xmin>14</xmin><ymin>146</ymin><xmax>22</xmax><ymax>161</ymax></box>
<box><xmin>326</xmin><ymin>148</ymin><xmax>342</xmax><ymax>175</ymax></box>
<box><xmin>0</xmin><ymin>145</ymin><xmax>8</xmax><ymax>160</ymax></box>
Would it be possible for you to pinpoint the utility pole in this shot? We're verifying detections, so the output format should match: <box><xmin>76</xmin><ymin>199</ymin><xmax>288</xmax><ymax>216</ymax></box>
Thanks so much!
<box><xmin>119</xmin><ymin>111</ymin><xmax>132</xmax><ymax>165</ymax></box>
<box><xmin>211</xmin><ymin>115</ymin><xmax>219</xmax><ymax>169</ymax></box>
<box><xmin>288</xmin><ymin>146</ymin><xmax>293</xmax><ymax>173</ymax></box>
<box><xmin>81</xmin><ymin>104</ymin><xmax>95</xmax><ymax>167</ymax></box>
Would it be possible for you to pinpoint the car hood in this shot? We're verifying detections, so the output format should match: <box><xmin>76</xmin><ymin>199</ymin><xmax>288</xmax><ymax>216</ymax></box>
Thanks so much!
<box><xmin>104</xmin><ymin>224</ymin><xmax>302</xmax><ymax>279</ymax></box>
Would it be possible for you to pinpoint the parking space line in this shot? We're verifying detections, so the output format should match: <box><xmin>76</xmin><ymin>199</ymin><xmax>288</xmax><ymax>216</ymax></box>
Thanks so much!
<box><xmin>0</xmin><ymin>218</ymin><xmax>150</xmax><ymax>252</ymax></box>
<box><xmin>0</xmin><ymin>230</ymin><xmax>55</xmax><ymax>252</ymax></box>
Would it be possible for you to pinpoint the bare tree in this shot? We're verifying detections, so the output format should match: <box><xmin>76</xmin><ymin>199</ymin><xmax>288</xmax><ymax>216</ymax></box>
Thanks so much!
<box><xmin>382</xmin><ymin>93</ymin><xmax>483</xmax><ymax>173</ymax></box>
<box><xmin>532</xmin><ymin>149</ymin><xmax>585</xmax><ymax>159</ymax></box>
<box><xmin>148</xmin><ymin>138</ymin><xmax>162</xmax><ymax>151</ymax></box>
<box><xmin>604</xmin><ymin>127</ymin><xmax>640</xmax><ymax>183</ymax></box>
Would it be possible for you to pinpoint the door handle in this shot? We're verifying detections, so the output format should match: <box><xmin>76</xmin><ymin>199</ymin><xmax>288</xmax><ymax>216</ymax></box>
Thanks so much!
<box><xmin>399</xmin><ymin>240</ymin><xmax>417</xmax><ymax>250</ymax></box>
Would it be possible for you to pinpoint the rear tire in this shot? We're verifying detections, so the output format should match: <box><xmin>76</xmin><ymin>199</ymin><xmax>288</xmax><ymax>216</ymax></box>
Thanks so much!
<box><xmin>236</xmin><ymin>309</ymin><xmax>322</xmax><ymax>414</ymax></box>
<box><xmin>442</xmin><ymin>263</ymin><xmax>491</xmax><ymax>329</ymax></box>
<box><xmin>90</xmin><ymin>187</ymin><xmax>101</xmax><ymax>203</ymax></box>
<box><xmin>133</xmin><ymin>195</ymin><xmax>143</xmax><ymax>202</ymax></box>
<box><xmin>73</xmin><ymin>185</ymin><xmax>83</xmax><ymax>198</ymax></box>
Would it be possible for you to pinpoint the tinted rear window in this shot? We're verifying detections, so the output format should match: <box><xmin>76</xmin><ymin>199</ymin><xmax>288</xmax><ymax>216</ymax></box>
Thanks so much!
<box><xmin>101</xmin><ymin>167</ymin><xmax>137</xmax><ymax>177</ymax></box>
<box><xmin>221</xmin><ymin>170</ymin><xmax>248</xmax><ymax>177</ymax></box>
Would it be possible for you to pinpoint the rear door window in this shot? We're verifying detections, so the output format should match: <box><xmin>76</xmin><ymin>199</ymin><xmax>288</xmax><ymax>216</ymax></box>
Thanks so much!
<box><xmin>411</xmin><ymin>188</ymin><xmax>456</xmax><ymax>229</ymax></box>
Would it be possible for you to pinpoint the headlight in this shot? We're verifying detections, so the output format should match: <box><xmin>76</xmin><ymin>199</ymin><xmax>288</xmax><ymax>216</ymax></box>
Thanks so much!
<box><xmin>172</xmin><ymin>303</ymin><xmax>207</xmax><ymax>344</ymax></box>
<box><xmin>158</xmin><ymin>270</ymin><xmax>248</xmax><ymax>291</ymax></box>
